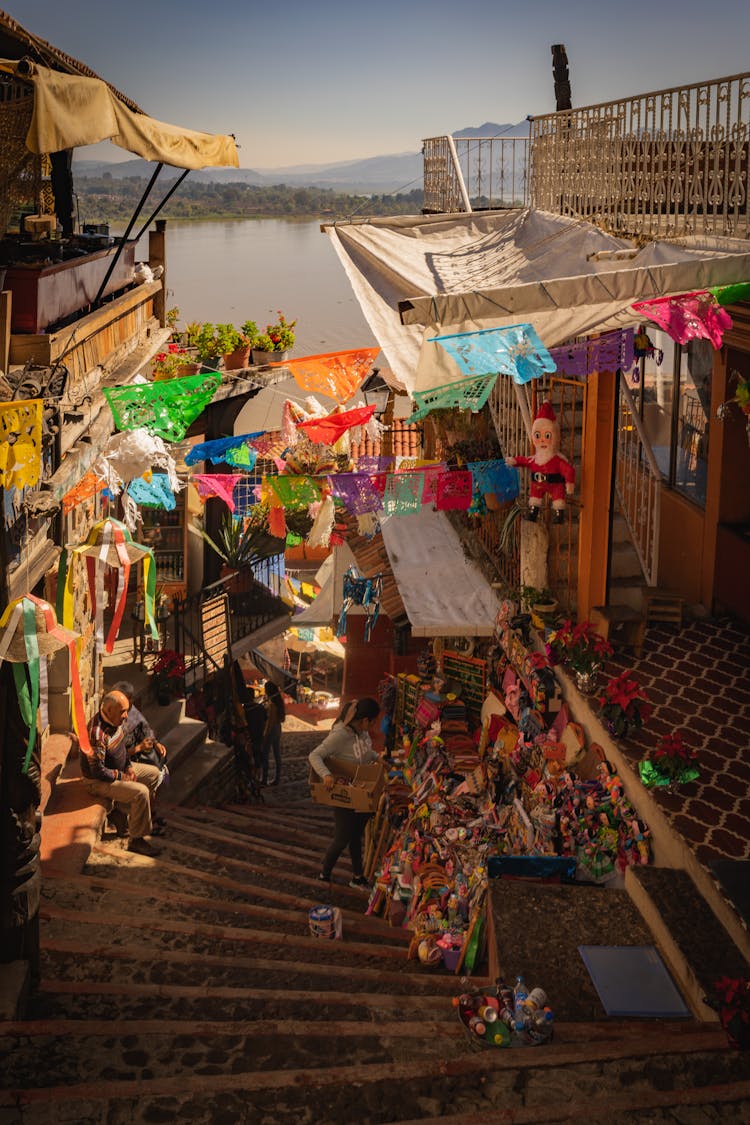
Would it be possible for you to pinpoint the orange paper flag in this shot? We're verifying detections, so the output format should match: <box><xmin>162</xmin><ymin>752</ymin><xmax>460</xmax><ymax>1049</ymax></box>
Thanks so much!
<box><xmin>275</xmin><ymin>348</ymin><xmax>379</xmax><ymax>403</ymax></box>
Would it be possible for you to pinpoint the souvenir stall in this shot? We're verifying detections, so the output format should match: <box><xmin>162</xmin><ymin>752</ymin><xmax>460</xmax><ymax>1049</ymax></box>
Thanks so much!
<box><xmin>353</xmin><ymin>598</ymin><xmax>653</xmax><ymax>1005</ymax></box>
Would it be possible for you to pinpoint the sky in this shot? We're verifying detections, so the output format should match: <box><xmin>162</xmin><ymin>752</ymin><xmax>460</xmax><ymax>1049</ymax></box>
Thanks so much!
<box><xmin>7</xmin><ymin>0</ymin><xmax>750</xmax><ymax>169</ymax></box>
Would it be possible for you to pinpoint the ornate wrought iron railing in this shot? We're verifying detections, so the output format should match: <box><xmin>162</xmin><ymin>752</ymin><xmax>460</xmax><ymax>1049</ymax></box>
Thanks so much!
<box><xmin>615</xmin><ymin>379</ymin><xmax>662</xmax><ymax>587</ymax></box>
<box><xmin>530</xmin><ymin>71</ymin><xmax>750</xmax><ymax>239</ymax></box>
<box><xmin>172</xmin><ymin>558</ymin><xmax>291</xmax><ymax>689</ymax></box>
<box><xmin>422</xmin><ymin>135</ymin><xmax>530</xmax><ymax>214</ymax></box>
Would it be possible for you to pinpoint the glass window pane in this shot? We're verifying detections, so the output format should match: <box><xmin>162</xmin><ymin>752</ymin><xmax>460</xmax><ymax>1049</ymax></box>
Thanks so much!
<box><xmin>674</xmin><ymin>340</ymin><xmax>711</xmax><ymax>506</ymax></box>
<box><xmin>638</xmin><ymin>329</ymin><xmax>675</xmax><ymax>480</ymax></box>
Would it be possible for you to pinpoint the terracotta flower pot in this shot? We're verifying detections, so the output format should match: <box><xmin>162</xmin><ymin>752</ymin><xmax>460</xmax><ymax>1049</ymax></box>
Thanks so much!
<box><xmin>222</xmin><ymin>345</ymin><xmax>251</xmax><ymax>370</ymax></box>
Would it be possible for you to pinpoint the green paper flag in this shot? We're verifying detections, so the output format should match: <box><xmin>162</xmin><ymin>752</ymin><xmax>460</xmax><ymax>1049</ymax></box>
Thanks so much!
<box><xmin>411</xmin><ymin>373</ymin><xmax>497</xmax><ymax>422</ymax></box>
<box><xmin>104</xmin><ymin>372</ymin><xmax>222</xmax><ymax>442</ymax></box>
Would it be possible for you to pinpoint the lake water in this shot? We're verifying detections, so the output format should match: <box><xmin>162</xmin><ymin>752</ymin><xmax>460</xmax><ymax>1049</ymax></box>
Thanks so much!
<box><xmin>132</xmin><ymin>218</ymin><xmax>377</xmax><ymax>355</ymax></box>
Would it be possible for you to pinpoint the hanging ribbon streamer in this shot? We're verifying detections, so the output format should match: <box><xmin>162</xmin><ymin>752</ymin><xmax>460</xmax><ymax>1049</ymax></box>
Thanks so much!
<box><xmin>126</xmin><ymin>473</ymin><xmax>176</xmax><ymax>510</ymax></box>
<box><xmin>383</xmin><ymin>471</ymin><xmax>424</xmax><ymax>515</ymax></box>
<box><xmin>307</xmin><ymin>493</ymin><xmax>336</xmax><ymax>548</ymax></box>
<box><xmin>61</xmin><ymin>470</ymin><xmax>104</xmax><ymax>515</ymax></box>
<box><xmin>430</xmin><ymin>323</ymin><xmax>557</xmax><ymax>385</ymax></box>
<box><xmin>103</xmin><ymin>371</ymin><xmax>222</xmax><ymax>441</ymax></box>
<box><xmin>57</xmin><ymin>518</ymin><xmax>157</xmax><ymax>653</ymax></box>
<box><xmin>191</xmin><ymin>473</ymin><xmax>244</xmax><ymax>512</ymax></box>
<box><xmin>548</xmin><ymin>328</ymin><xmax>635</xmax><ymax>380</ymax></box>
<box><xmin>435</xmin><ymin>469</ymin><xmax>474</xmax><ymax>511</ymax></box>
<box><xmin>467</xmin><ymin>460</ymin><xmax>520</xmax><ymax>504</ymax></box>
<box><xmin>411</xmin><ymin>373</ymin><xmax>498</xmax><ymax>422</ymax></box>
<box><xmin>336</xmin><ymin>566</ymin><xmax>382</xmax><ymax>642</ymax></box>
<box><xmin>0</xmin><ymin>399</ymin><xmax>43</xmax><ymax>491</ymax></box>
<box><xmin>184</xmin><ymin>431</ymin><xmax>264</xmax><ymax>466</ymax></box>
<box><xmin>280</xmin><ymin>348</ymin><xmax>380</xmax><ymax>403</ymax></box>
<box><xmin>631</xmin><ymin>291</ymin><xmax>733</xmax><ymax>349</ymax></box>
<box><xmin>0</xmin><ymin>595</ymin><xmax>90</xmax><ymax>771</ymax></box>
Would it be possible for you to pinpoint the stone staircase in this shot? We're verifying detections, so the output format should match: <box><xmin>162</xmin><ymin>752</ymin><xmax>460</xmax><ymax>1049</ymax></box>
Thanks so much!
<box><xmin>5</xmin><ymin>751</ymin><xmax>750</xmax><ymax>1122</ymax></box>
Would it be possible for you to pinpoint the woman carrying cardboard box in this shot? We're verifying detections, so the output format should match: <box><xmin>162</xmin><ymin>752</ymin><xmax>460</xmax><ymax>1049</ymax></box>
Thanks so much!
<box><xmin>309</xmin><ymin>697</ymin><xmax>380</xmax><ymax>890</ymax></box>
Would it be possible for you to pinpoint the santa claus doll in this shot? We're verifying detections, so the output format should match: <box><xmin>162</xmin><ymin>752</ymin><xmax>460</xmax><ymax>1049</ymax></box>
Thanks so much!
<box><xmin>505</xmin><ymin>401</ymin><xmax>575</xmax><ymax>524</ymax></box>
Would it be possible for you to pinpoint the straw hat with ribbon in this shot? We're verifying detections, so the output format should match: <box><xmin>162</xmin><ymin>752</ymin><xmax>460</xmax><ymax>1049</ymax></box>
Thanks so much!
<box><xmin>57</xmin><ymin>517</ymin><xmax>158</xmax><ymax>655</ymax></box>
<box><xmin>0</xmin><ymin>595</ymin><xmax>91</xmax><ymax>772</ymax></box>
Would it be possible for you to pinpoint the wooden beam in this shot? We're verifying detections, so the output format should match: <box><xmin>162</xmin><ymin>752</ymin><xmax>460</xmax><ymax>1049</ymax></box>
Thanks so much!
<box><xmin>576</xmin><ymin>368</ymin><xmax>616</xmax><ymax>619</ymax></box>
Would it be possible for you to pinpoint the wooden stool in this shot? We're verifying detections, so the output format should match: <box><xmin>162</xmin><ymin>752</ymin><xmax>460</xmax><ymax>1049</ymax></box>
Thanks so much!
<box><xmin>590</xmin><ymin>604</ymin><xmax>646</xmax><ymax>658</ymax></box>
<box><xmin>641</xmin><ymin>586</ymin><xmax>684</xmax><ymax>629</ymax></box>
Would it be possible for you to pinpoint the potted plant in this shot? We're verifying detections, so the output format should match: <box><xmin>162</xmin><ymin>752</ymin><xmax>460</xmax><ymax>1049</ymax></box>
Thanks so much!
<box><xmin>547</xmin><ymin>618</ymin><xmax>613</xmax><ymax>692</ymax></box>
<box><xmin>151</xmin><ymin>648</ymin><xmax>186</xmax><ymax>705</ymax></box>
<box><xmin>223</xmin><ymin>320</ymin><xmax>258</xmax><ymax>370</ymax></box>
<box><xmin>195</xmin><ymin>511</ymin><xmax>282</xmax><ymax>592</ymax></box>
<box><xmin>252</xmin><ymin>311</ymin><xmax>296</xmax><ymax>364</ymax></box>
<box><xmin>598</xmin><ymin>670</ymin><xmax>651</xmax><ymax>738</ymax></box>
<box><xmin>166</xmin><ymin>305</ymin><xmax>181</xmax><ymax>340</ymax></box>
<box><xmin>638</xmin><ymin>730</ymin><xmax>699</xmax><ymax>789</ymax></box>
<box><xmin>520</xmin><ymin>585</ymin><xmax>558</xmax><ymax>617</ymax></box>
<box><xmin>194</xmin><ymin>323</ymin><xmax>225</xmax><ymax>369</ymax></box>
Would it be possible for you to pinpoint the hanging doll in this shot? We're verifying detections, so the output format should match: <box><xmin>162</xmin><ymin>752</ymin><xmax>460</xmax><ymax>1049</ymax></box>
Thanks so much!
<box><xmin>505</xmin><ymin>401</ymin><xmax>575</xmax><ymax>523</ymax></box>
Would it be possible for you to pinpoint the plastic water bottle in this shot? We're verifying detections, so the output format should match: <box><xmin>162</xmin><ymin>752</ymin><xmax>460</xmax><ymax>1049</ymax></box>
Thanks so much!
<box><xmin>523</xmin><ymin>987</ymin><xmax>548</xmax><ymax>1014</ymax></box>
<box><xmin>513</xmin><ymin>975</ymin><xmax>528</xmax><ymax>1017</ymax></box>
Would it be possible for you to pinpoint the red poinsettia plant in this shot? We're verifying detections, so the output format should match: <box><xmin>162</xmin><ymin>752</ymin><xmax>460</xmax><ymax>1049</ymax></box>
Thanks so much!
<box><xmin>547</xmin><ymin>619</ymin><xmax>614</xmax><ymax>677</ymax></box>
<box><xmin>710</xmin><ymin>976</ymin><xmax>750</xmax><ymax>1048</ymax></box>
<box><xmin>650</xmin><ymin>730</ymin><xmax>698</xmax><ymax>778</ymax></box>
<box><xmin>151</xmin><ymin>649</ymin><xmax>186</xmax><ymax>694</ymax></box>
<box><xmin>599</xmin><ymin>671</ymin><xmax>651</xmax><ymax>737</ymax></box>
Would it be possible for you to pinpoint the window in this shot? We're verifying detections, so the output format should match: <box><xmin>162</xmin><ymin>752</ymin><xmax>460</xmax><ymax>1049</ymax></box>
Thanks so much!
<box><xmin>628</xmin><ymin>330</ymin><xmax>711</xmax><ymax>508</ymax></box>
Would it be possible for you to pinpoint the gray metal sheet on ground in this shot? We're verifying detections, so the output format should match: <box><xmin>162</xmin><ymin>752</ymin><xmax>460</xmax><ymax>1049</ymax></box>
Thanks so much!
<box><xmin>578</xmin><ymin>945</ymin><xmax>690</xmax><ymax>1017</ymax></box>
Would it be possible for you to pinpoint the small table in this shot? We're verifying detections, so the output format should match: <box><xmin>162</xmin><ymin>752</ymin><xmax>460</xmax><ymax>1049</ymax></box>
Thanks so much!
<box><xmin>131</xmin><ymin>612</ymin><xmax>169</xmax><ymax>665</ymax></box>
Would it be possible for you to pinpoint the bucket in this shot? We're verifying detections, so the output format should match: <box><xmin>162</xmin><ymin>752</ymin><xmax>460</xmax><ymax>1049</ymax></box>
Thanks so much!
<box><xmin>442</xmin><ymin>945</ymin><xmax>463</xmax><ymax>972</ymax></box>
<box><xmin>308</xmin><ymin>904</ymin><xmax>343</xmax><ymax>940</ymax></box>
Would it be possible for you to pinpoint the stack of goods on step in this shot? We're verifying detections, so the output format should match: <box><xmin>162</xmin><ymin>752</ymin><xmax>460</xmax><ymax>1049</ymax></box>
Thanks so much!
<box><xmin>454</xmin><ymin>975</ymin><xmax>554</xmax><ymax>1049</ymax></box>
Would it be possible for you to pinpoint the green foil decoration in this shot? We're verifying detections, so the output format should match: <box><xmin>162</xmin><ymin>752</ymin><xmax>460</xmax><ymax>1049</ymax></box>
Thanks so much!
<box><xmin>638</xmin><ymin>759</ymin><xmax>700</xmax><ymax>788</ymax></box>
<box><xmin>709</xmin><ymin>282</ymin><xmax>750</xmax><ymax>307</ymax></box>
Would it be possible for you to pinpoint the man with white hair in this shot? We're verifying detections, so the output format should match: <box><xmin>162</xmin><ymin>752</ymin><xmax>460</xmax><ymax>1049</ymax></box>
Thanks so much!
<box><xmin>81</xmin><ymin>690</ymin><xmax>162</xmax><ymax>857</ymax></box>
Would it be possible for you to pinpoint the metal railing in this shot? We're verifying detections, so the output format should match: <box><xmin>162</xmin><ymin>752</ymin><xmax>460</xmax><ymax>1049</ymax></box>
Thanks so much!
<box><xmin>172</xmin><ymin>557</ymin><xmax>291</xmax><ymax>689</ymax></box>
<box><xmin>615</xmin><ymin>379</ymin><xmax>662</xmax><ymax>587</ymax></box>
<box><xmin>530</xmin><ymin>70</ymin><xmax>750</xmax><ymax>239</ymax></box>
<box><xmin>423</xmin><ymin>135</ymin><xmax>530</xmax><ymax>214</ymax></box>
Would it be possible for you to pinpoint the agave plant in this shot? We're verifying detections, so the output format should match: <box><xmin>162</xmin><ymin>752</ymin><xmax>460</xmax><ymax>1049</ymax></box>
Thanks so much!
<box><xmin>196</xmin><ymin>512</ymin><xmax>281</xmax><ymax>570</ymax></box>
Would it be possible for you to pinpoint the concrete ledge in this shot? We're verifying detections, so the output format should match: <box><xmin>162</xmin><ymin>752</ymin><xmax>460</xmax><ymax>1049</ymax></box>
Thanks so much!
<box><xmin>0</xmin><ymin>960</ymin><xmax>30</xmax><ymax>1021</ymax></box>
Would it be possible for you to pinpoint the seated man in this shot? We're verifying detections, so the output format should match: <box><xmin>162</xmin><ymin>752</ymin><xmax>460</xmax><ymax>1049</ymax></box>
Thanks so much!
<box><xmin>112</xmin><ymin>680</ymin><xmax>168</xmax><ymax>782</ymax></box>
<box><xmin>81</xmin><ymin>690</ymin><xmax>163</xmax><ymax>857</ymax></box>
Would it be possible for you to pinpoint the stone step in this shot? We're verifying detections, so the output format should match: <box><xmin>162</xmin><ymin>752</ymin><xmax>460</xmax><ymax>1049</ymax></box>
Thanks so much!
<box><xmin>625</xmin><ymin>865</ymin><xmax>750</xmax><ymax>1021</ymax></box>
<box><xmin>160</xmin><ymin>715</ymin><xmax>208</xmax><ymax>773</ymax></box>
<box><xmin>162</xmin><ymin>738</ymin><xmax>233</xmax><ymax>807</ymax></box>
<box><xmin>611</xmin><ymin>539</ymin><xmax>644</xmax><ymax>580</ymax></box>
<box><xmin>608</xmin><ymin>575</ymin><xmax>646</xmax><ymax>612</ymax></box>
<box><xmin>0</xmin><ymin>1029</ymin><xmax>743</xmax><ymax>1125</ymax></box>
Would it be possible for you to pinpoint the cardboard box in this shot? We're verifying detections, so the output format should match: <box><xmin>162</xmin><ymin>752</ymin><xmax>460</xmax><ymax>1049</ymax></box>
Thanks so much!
<box><xmin>309</xmin><ymin>757</ymin><xmax>385</xmax><ymax>812</ymax></box>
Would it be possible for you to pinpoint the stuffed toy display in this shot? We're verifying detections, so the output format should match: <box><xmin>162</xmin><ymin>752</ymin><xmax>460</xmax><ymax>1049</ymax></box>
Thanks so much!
<box><xmin>505</xmin><ymin>401</ymin><xmax>575</xmax><ymax>524</ymax></box>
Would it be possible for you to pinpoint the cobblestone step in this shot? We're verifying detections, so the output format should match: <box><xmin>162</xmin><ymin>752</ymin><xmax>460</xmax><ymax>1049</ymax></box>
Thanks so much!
<box><xmin>1</xmin><ymin>1029</ymin><xmax>745</xmax><ymax>1124</ymax></box>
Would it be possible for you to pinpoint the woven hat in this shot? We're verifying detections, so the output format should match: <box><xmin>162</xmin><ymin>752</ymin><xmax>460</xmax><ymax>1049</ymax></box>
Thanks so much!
<box><xmin>73</xmin><ymin>538</ymin><xmax>149</xmax><ymax>566</ymax></box>
<box><xmin>1</xmin><ymin>598</ymin><xmax>79</xmax><ymax>663</ymax></box>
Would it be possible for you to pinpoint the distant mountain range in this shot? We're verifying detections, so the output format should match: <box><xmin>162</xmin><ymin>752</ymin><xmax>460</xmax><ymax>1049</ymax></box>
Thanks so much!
<box><xmin>73</xmin><ymin>121</ymin><xmax>529</xmax><ymax>193</ymax></box>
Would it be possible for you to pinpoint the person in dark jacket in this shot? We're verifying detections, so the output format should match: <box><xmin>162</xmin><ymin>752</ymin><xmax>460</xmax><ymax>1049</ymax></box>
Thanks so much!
<box><xmin>309</xmin><ymin>696</ymin><xmax>380</xmax><ymax>889</ymax></box>
<box><xmin>261</xmin><ymin>681</ymin><xmax>285</xmax><ymax>785</ymax></box>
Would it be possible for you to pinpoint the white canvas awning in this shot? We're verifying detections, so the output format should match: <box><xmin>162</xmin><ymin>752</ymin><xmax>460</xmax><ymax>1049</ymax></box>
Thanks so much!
<box><xmin>292</xmin><ymin>543</ymin><xmax>365</xmax><ymax>628</ymax></box>
<box><xmin>4</xmin><ymin>59</ymin><xmax>238</xmax><ymax>169</ymax></box>
<box><xmin>325</xmin><ymin>208</ymin><xmax>750</xmax><ymax>396</ymax></box>
<box><xmin>378</xmin><ymin>509</ymin><xmax>500</xmax><ymax>637</ymax></box>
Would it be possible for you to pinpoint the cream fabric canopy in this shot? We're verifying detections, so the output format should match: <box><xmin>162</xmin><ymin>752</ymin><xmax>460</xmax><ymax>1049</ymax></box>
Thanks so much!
<box><xmin>5</xmin><ymin>59</ymin><xmax>238</xmax><ymax>170</ymax></box>
<box><xmin>379</xmin><ymin>509</ymin><xmax>500</xmax><ymax>637</ymax></box>
<box><xmin>325</xmin><ymin>208</ymin><xmax>750</xmax><ymax>396</ymax></box>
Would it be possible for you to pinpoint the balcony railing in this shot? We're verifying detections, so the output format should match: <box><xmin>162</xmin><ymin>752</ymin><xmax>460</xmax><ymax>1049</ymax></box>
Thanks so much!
<box><xmin>422</xmin><ymin>135</ymin><xmax>530</xmax><ymax>214</ymax></box>
<box><xmin>530</xmin><ymin>71</ymin><xmax>750</xmax><ymax>239</ymax></box>
<box><xmin>615</xmin><ymin>379</ymin><xmax>661</xmax><ymax>587</ymax></box>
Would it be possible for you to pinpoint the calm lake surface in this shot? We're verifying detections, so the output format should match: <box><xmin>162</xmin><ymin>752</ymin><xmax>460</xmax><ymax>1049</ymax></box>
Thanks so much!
<box><xmin>132</xmin><ymin>218</ymin><xmax>376</xmax><ymax>355</ymax></box>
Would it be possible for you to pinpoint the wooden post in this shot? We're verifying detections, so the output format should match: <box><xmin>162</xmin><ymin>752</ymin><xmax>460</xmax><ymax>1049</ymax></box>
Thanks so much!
<box><xmin>0</xmin><ymin>290</ymin><xmax>11</xmax><ymax>372</ymax></box>
<box><xmin>149</xmin><ymin>218</ymin><xmax>167</xmax><ymax>328</ymax></box>
<box><xmin>576</xmin><ymin>368</ymin><xmax>616</xmax><ymax>619</ymax></box>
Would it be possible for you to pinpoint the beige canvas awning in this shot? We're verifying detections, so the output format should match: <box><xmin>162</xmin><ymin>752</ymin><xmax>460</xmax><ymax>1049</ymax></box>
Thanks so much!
<box><xmin>325</xmin><ymin>208</ymin><xmax>750</xmax><ymax>396</ymax></box>
<box><xmin>3</xmin><ymin>59</ymin><xmax>238</xmax><ymax>169</ymax></box>
<box><xmin>378</xmin><ymin>509</ymin><xmax>500</xmax><ymax>637</ymax></box>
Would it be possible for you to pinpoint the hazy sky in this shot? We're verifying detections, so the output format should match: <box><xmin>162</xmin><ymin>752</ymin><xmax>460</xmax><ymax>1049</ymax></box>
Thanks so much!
<box><xmin>8</xmin><ymin>0</ymin><xmax>750</xmax><ymax>168</ymax></box>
